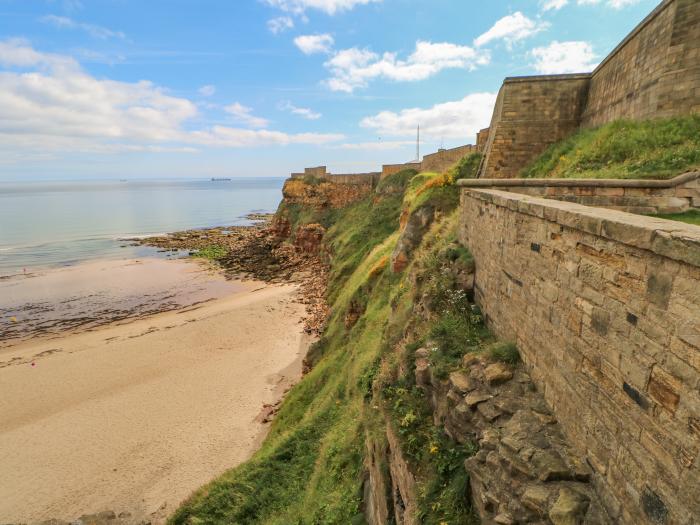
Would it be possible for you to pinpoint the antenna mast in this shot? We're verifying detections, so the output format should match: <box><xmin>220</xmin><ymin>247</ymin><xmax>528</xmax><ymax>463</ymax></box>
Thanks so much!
<box><xmin>416</xmin><ymin>124</ymin><xmax>420</xmax><ymax>162</ymax></box>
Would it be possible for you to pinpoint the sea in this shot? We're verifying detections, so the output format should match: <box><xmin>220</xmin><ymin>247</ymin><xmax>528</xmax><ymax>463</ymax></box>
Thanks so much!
<box><xmin>0</xmin><ymin>178</ymin><xmax>285</xmax><ymax>277</ymax></box>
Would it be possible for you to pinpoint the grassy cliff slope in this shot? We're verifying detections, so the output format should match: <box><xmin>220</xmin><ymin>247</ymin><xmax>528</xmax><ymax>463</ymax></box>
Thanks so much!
<box><xmin>520</xmin><ymin>115</ymin><xmax>700</xmax><ymax>180</ymax></box>
<box><xmin>170</xmin><ymin>162</ymin><xmax>502</xmax><ymax>524</ymax></box>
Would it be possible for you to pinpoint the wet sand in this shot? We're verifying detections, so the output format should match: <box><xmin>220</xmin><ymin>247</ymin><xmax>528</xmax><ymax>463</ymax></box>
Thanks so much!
<box><xmin>0</xmin><ymin>258</ymin><xmax>245</xmax><ymax>347</ymax></box>
<box><xmin>0</xmin><ymin>260</ymin><xmax>310</xmax><ymax>523</ymax></box>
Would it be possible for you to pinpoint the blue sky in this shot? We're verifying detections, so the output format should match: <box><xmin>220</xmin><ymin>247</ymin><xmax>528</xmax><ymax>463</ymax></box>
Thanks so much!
<box><xmin>0</xmin><ymin>0</ymin><xmax>658</xmax><ymax>180</ymax></box>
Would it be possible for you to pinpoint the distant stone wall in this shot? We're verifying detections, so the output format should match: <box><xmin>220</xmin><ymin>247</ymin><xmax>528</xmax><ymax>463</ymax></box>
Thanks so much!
<box><xmin>476</xmin><ymin>128</ymin><xmax>489</xmax><ymax>152</ymax></box>
<box><xmin>421</xmin><ymin>145</ymin><xmax>477</xmax><ymax>174</ymax></box>
<box><xmin>479</xmin><ymin>74</ymin><xmax>591</xmax><ymax>179</ymax></box>
<box><xmin>478</xmin><ymin>0</ymin><xmax>700</xmax><ymax>179</ymax></box>
<box><xmin>459</xmin><ymin>188</ymin><xmax>700</xmax><ymax>525</ymax></box>
<box><xmin>290</xmin><ymin>168</ymin><xmax>381</xmax><ymax>186</ymax></box>
<box><xmin>458</xmin><ymin>171</ymin><xmax>700</xmax><ymax>214</ymax></box>
<box><xmin>381</xmin><ymin>162</ymin><xmax>422</xmax><ymax>180</ymax></box>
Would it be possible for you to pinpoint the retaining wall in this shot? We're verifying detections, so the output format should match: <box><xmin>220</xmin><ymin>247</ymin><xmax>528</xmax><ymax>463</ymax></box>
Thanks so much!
<box><xmin>458</xmin><ymin>171</ymin><xmax>700</xmax><ymax>214</ymax></box>
<box><xmin>459</xmin><ymin>188</ymin><xmax>700</xmax><ymax>524</ymax></box>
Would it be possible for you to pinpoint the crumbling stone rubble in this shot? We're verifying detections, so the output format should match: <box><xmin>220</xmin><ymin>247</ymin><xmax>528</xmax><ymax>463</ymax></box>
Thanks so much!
<box><xmin>416</xmin><ymin>351</ymin><xmax>613</xmax><ymax>525</ymax></box>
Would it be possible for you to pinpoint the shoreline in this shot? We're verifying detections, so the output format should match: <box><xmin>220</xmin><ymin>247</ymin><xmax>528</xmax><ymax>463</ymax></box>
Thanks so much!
<box><xmin>0</xmin><ymin>218</ymin><xmax>329</xmax><ymax>525</ymax></box>
<box><xmin>0</xmin><ymin>279</ymin><xmax>312</xmax><ymax>525</ymax></box>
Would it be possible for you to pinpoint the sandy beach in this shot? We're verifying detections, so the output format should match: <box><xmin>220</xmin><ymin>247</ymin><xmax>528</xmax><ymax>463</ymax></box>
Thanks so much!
<box><xmin>0</xmin><ymin>258</ymin><xmax>310</xmax><ymax>524</ymax></box>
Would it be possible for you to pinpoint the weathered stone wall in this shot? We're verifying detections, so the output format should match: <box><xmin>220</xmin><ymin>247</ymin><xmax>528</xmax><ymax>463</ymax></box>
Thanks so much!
<box><xmin>583</xmin><ymin>0</ymin><xmax>700</xmax><ymax>127</ymax></box>
<box><xmin>420</xmin><ymin>145</ymin><xmax>477</xmax><ymax>174</ymax></box>
<box><xmin>458</xmin><ymin>171</ymin><xmax>700</xmax><ymax>214</ymax></box>
<box><xmin>381</xmin><ymin>162</ymin><xmax>422</xmax><ymax>180</ymax></box>
<box><xmin>459</xmin><ymin>188</ymin><xmax>700</xmax><ymax>524</ymax></box>
<box><xmin>478</xmin><ymin>0</ymin><xmax>700</xmax><ymax>179</ymax></box>
<box><xmin>476</xmin><ymin>128</ymin><xmax>490</xmax><ymax>152</ymax></box>
<box><xmin>479</xmin><ymin>75</ymin><xmax>591</xmax><ymax>179</ymax></box>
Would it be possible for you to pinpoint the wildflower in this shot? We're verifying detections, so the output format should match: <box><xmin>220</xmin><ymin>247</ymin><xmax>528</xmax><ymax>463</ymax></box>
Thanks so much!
<box><xmin>429</xmin><ymin>444</ymin><xmax>439</xmax><ymax>454</ymax></box>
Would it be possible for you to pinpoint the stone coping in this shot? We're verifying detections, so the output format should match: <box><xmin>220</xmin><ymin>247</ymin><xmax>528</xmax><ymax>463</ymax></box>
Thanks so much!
<box><xmin>458</xmin><ymin>171</ymin><xmax>700</xmax><ymax>188</ymax></box>
<box><xmin>462</xmin><ymin>188</ymin><xmax>700</xmax><ymax>268</ymax></box>
<box><xmin>503</xmin><ymin>73</ymin><xmax>592</xmax><ymax>83</ymax></box>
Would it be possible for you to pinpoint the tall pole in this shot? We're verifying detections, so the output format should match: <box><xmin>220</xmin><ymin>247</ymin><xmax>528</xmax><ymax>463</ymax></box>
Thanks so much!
<box><xmin>416</xmin><ymin>124</ymin><xmax>420</xmax><ymax>162</ymax></box>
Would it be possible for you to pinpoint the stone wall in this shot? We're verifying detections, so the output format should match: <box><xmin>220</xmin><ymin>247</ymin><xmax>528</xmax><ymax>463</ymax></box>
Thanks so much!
<box><xmin>420</xmin><ymin>145</ymin><xmax>477</xmax><ymax>174</ymax></box>
<box><xmin>458</xmin><ymin>171</ymin><xmax>700</xmax><ymax>214</ymax></box>
<box><xmin>476</xmin><ymin>128</ymin><xmax>490</xmax><ymax>152</ymax></box>
<box><xmin>459</xmin><ymin>188</ymin><xmax>700</xmax><ymax>524</ymax></box>
<box><xmin>478</xmin><ymin>0</ymin><xmax>700</xmax><ymax>179</ymax></box>
<box><xmin>381</xmin><ymin>162</ymin><xmax>422</xmax><ymax>180</ymax></box>
<box><xmin>479</xmin><ymin>74</ymin><xmax>591</xmax><ymax>179</ymax></box>
<box><xmin>583</xmin><ymin>0</ymin><xmax>700</xmax><ymax>127</ymax></box>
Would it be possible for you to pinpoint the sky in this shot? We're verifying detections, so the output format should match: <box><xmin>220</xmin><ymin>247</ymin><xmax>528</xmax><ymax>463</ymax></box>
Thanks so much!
<box><xmin>0</xmin><ymin>0</ymin><xmax>659</xmax><ymax>180</ymax></box>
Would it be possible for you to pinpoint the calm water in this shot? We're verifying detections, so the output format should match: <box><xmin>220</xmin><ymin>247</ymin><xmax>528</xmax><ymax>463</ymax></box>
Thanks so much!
<box><xmin>0</xmin><ymin>178</ymin><xmax>285</xmax><ymax>276</ymax></box>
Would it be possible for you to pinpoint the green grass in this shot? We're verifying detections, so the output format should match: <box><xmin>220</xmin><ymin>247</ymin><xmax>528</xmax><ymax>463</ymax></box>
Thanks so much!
<box><xmin>648</xmin><ymin>209</ymin><xmax>700</xmax><ymax>226</ymax></box>
<box><xmin>171</xmin><ymin>169</ymin><xmax>499</xmax><ymax>525</ymax></box>
<box><xmin>521</xmin><ymin>115</ymin><xmax>700</xmax><ymax>180</ymax></box>
<box><xmin>488</xmin><ymin>342</ymin><xmax>521</xmax><ymax>365</ymax></box>
<box><xmin>451</xmin><ymin>152</ymin><xmax>482</xmax><ymax>181</ymax></box>
<box><xmin>191</xmin><ymin>245</ymin><xmax>228</xmax><ymax>260</ymax></box>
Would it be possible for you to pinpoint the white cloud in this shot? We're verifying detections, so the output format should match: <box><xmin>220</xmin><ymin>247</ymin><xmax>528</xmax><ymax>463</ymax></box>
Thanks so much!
<box><xmin>325</xmin><ymin>41</ymin><xmax>490</xmax><ymax>93</ymax></box>
<box><xmin>333</xmin><ymin>140</ymin><xmax>414</xmax><ymax>151</ymax></box>
<box><xmin>360</xmin><ymin>92</ymin><xmax>497</xmax><ymax>140</ymax></box>
<box><xmin>542</xmin><ymin>0</ymin><xmax>568</xmax><ymax>10</ymax></box>
<box><xmin>198</xmin><ymin>85</ymin><xmax>216</xmax><ymax>97</ymax></box>
<box><xmin>188</xmin><ymin>127</ymin><xmax>343</xmax><ymax>148</ymax></box>
<box><xmin>267</xmin><ymin>16</ymin><xmax>294</xmax><ymax>34</ymax></box>
<box><xmin>294</xmin><ymin>34</ymin><xmax>335</xmax><ymax>55</ymax></box>
<box><xmin>264</xmin><ymin>0</ymin><xmax>381</xmax><ymax>15</ymax></box>
<box><xmin>0</xmin><ymin>39</ymin><xmax>343</xmax><ymax>154</ymax></box>
<box><xmin>223</xmin><ymin>102</ymin><xmax>270</xmax><ymax>129</ymax></box>
<box><xmin>40</xmin><ymin>14</ymin><xmax>125</xmax><ymax>40</ymax></box>
<box><xmin>577</xmin><ymin>0</ymin><xmax>640</xmax><ymax>7</ymax></box>
<box><xmin>530</xmin><ymin>41</ymin><xmax>598</xmax><ymax>74</ymax></box>
<box><xmin>279</xmin><ymin>101</ymin><xmax>322</xmax><ymax>120</ymax></box>
<box><xmin>474</xmin><ymin>12</ymin><xmax>548</xmax><ymax>47</ymax></box>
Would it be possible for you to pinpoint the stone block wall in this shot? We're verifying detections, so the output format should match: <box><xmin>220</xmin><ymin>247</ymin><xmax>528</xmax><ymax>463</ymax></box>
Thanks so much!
<box><xmin>478</xmin><ymin>0</ymin><xmax>700</xmax><ymax>179</ymax></box>
<box><xmin>420</xmin><ymin>145</ymin><xmax>477</xmax><ymax>174</ymax></box>
<box><xmin>459</xmin><ymin>188</ymin><xmax>700</xmax><ymax>524</ymax></box>
<box><xmin>476</xmin><ymin>128</ymin><xmax>490</xmax><ymax>152</ymax></box>
<box><xmin>583</xmin><ymin>0</ymin><xmax>700</xmax><ymax>127</ymax></box>
<box><xmin>478</xmin><ymin>74</ymin><xmax>591</xmax><ymax>179</ymax></box>
<box><xmin>381</xmin><ymin>162</ymin><xmax>422</xmax><ymax>180</ymax></box>
<box><xmin>457</xmin><ymin>171</ymin><xmax>700</xmax><ymax>214</ymax></box>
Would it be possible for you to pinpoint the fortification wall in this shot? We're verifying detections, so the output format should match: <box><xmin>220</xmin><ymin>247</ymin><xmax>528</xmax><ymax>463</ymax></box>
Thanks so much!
<box><xmin>381</xmin><ymin>162</ymin><xmax>422</xmax><ymax>180</ymax></box>
<box><xmin>458</xmin><ymin>171</ymin><xmax>700</xmax><ymax>214</ymax></box>
<box><xmin>459</xmin><ymin>188</ymin><xmax>700</xmax><ymax>524</ymax></box>
<box><xmin>421</xmin><ymin>145</ymin><xmax>477</xmax><ymax>173</ymax></box>
<box><xmin>479</xmin><ymin>75</ymin><xmax>591</xmax><ymax>179</ymax></box>
<box><xmin>478</xmin><ymin>0</ymin><xmax>700</xmax><ymax>179</ymax></box>
<box><xmin>583</xmin><ymin>0</ymin><xmax>700</xmax><ymax>127</ymax></box>
<box><xmin>476</xmin><ymin>128</ymin><xmax>489</xmax><ymax>152</ymax></box>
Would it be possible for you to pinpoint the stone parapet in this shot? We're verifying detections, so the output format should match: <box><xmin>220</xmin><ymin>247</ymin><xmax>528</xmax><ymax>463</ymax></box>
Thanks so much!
<box><xmin>457</xmin><ymin>171</ymin><xmax>700</xmax><ymax>214</ymax></box>
<box><xmin>459</xmin><ymin>188</ymin><xmax>700</xmax><ymax>524</ymax></box>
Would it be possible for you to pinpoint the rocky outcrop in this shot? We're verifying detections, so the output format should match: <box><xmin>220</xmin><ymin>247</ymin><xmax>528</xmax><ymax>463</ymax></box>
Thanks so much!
<box><xmin>293</xmin><ymin>223</ymin><xmax>325</xmax><ymax>254</ymax></box>
<box><xmin>391</xmin><ymin>205</ymin><xmax>435</xmax><ymax>273</ymax></box>
<box><xmin>417</xmin><ymin>352</ymin><xmax>612</xmax><ymax>525</ymax></box>
<box><xmin>282</xmin><ymin>177</ymin><xmax>374</xmax><ymax>210</ymax></box>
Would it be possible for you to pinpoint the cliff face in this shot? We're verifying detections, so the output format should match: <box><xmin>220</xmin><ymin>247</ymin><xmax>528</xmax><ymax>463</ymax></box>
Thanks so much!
<box><xmin>281</xmin><ymin>176</ymin><xmax>376</xmax><ymax>210</ymax></box>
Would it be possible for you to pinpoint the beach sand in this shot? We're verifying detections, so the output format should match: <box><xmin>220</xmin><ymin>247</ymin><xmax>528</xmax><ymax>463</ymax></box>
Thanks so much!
<box><xmin>0</xmin><ymin>259</ymin><xmax>310</xmax><ymax>523</ymax></box>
